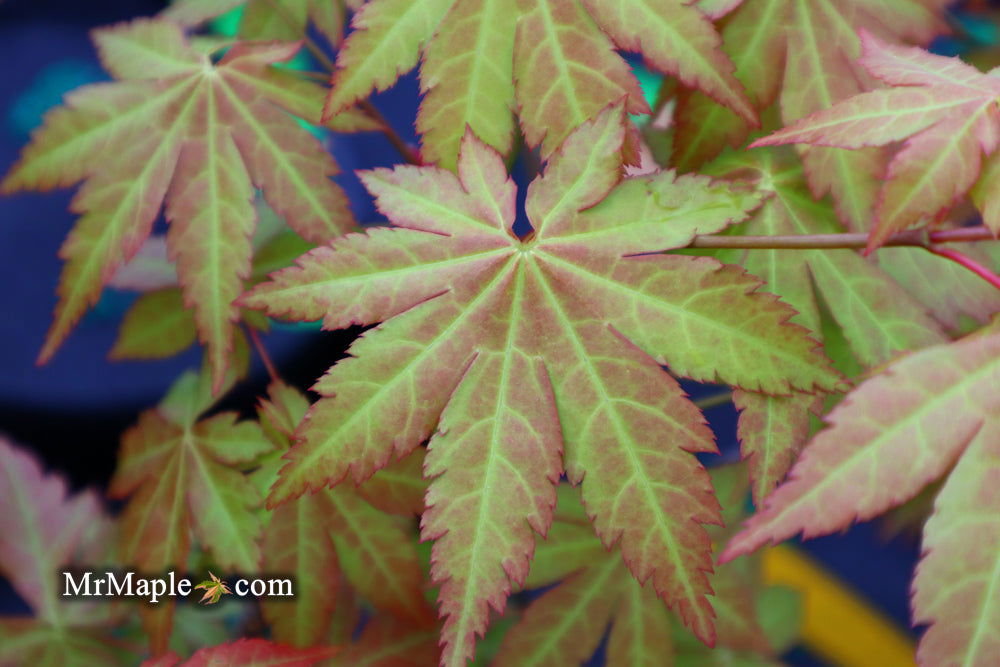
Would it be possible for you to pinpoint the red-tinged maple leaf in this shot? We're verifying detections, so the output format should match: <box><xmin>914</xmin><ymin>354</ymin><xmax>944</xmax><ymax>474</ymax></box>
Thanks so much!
<box><xmin>254</xmin><ymin>383</ymin><xmax>434</xmax><ymax>647</ymax></box>
<box><xmin>109</xmin><ymin>354</ymin><xmax>273</xmax><ymax>653</ymax></box>
<box><xmin>721</xmin><ymin>324</ymin><xmax>1000</xmax><ymax>558</ymax></box>
<box><xmin>733</xmin><ymin>390</ymin><xmax>821</xmax><ymax>507</ymax></box>
<box><xmin>321</xmin><ymin>0</ymin><xmax>755</xmax><ymax>169</ymax></box>
<box><xmin>0</xmin><ymin>438</ymin><xmax>131</xmax><ymax>666</ymax></box>
<box><xmin>144</xmin><ymin>638</ymin><xmax>339</xmax><ymax>667</ymax></box>
<box><xmin>751</xmin><ymin>31</ymin><xmax>1000</xmax><ymax>250</ymax></box>
<box><xmin>242</xmin><ymin>104</ymin><xmax>839</xmax><ymax>664</ymax></box>
<box><xmin>673</xmin><ymin>0</ymin><xmax>948</xmax><ymax>232</ymax></box>
<box><xmin>721</xmin><ymin>319</ymin><xmax>1000</xmax><ymax>665</ymax></box>
<box><xmin>912</xmin><ymin>419</ymin><xmax>1000</xmax><ymax>666</ymax></box>
<box><xmin>494</xmin><ymin>472</ymin><xmax>778</xmax><ymax>666</ymax></box>
<box><xmin>0</xmin><ymin>18</ymin><xmax>370</xmax><ymax>388</ymax></box>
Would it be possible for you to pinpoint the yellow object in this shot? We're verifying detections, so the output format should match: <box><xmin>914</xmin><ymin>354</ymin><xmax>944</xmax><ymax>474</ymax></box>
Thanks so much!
<box><xmin>762</xmin><ymin>545</ymin><xmax>916</xmax><ymax>667</ymax></box>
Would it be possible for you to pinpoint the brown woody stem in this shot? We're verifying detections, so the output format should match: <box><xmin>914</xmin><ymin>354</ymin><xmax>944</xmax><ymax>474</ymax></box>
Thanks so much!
<box><xmin>686</xmin><ymin>225</ymin><xmax>1000</xmax><ymax>291</ymax></box>
<box><xmin>686</xmin><ymin>226</ymin><xmax>994</xmax><ymax>249</ymax></box>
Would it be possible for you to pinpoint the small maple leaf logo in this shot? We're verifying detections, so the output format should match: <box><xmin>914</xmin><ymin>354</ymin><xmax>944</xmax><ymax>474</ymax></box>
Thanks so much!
<box><xmin>194</xmin><ymin>572</ymin><xmax>232</xmax><ymax>605</ymax></box>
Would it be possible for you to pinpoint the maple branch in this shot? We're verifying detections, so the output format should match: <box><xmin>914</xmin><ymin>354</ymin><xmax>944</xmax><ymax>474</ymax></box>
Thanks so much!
<box><xmin>245</xmin><ymin>325</ymin><xmax>280</xmax><ymax>384</ymax></box>
<box><xmin>686</xmin><ymin>225</ymin><xmax>1000</xmax><ymax>290</ymax></box>
<box><xmin>686</xmin><ymin>226</ymin><xmax>995</xmax><ymax>250</ymax></box>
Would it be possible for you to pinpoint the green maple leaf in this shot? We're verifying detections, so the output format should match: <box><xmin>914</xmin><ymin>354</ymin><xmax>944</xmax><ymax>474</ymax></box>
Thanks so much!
<box><xmin>108</xmin><ymin>350</ymin><xmax>273</xmax><ymax>652</ymax></box>
<box><xmin>722</xmin><ymin>318</ymin><xmax>1000</xmax><ymax>667</ymax></box>
<box><xmin>316</xmin><ymin>0</ymin><xmax>756</xmax><ymax>168</ymax></box>
<box><xmin>673</xmin><ymin>0</ymin><xmax>947</xmax><ymax>232</ymax></box>
<box><xmin>243</xmin><ymin>104</ymin><xmax>839</xmax><ymax>664</ymax></box>
<box><xmin>194</xmin><ymin>572</ymin><xmax>233</xmax><ymax>605</ymax></box>
<box><xmin>0</xmin><ymin>18</ymin><xmax>372</xmax><ymax>388</ymax></box>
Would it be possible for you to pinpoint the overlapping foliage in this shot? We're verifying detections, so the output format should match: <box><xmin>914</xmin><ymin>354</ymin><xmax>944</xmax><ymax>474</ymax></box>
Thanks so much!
<box><xmin>5</xmin><ymin>0</ymin><xmax>1000</xmax><ymax>665</ymax></box>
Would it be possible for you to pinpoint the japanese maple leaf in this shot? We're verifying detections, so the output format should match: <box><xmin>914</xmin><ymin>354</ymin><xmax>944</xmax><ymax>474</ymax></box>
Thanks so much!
<box><xmin>109</xmin><ymin>356</ymin><xmax>273</xmax><ymax>653</ymax></box>
<box><xmin>194</xmin><ymin>572</ymin><xmax>233</xmax><ymax>605</ymax></box>
<box><xmin>243</xmin><ymin>104</ymin><xmax>839</xmax><ymax>665</ymax></box>
<box><xmin>0</xmin><ymin>438</ymin><xmax>129</xmax><ymax>667</ymax></box>
<box><xmin>254</xmin><ymin>383</ymin><xmax>434</xmax><ymax>647</ymax></box>
<box><xmin>321</xmin><ymin>0</ymin><xmax>756</xmax><ymax>168</ymax></box>
<box><xmin>145</xmin><ymin>639</ymin><xmax>339</xmax><ymax>667</ymax></box>
<box><xmin>494</xmin><ymin>472</ymin><xmax>776</xmax><ymax>666</ymax></box>
<box><xmin>0</xmin><ymin>18</ymin><xmax>368</xmax><ymax>388</ymax></box>
<box><xmin>673</xmin><ymin>0</ymin><xmax>948</xmax><ymax>232</ymax></box>
<box><xmin>751</xmin><ymin>31</ymin><xmax>1000</xmax><ymax>249</ymax></box>
<box><xmin>721</xmin><ymin>319</ymin><xmax>1000</xmax><ymax>666</ymax></box>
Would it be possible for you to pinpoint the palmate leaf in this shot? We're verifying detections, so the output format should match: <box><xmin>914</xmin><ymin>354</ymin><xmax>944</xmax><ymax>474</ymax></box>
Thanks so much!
<box><xmin>194</xmin><ymin>571</ymin><xmax>233</xmax><ymax>604</ymax></box>
<box><xmin>0</xmin><ymin>18</ymin><xmax>364</xmax><ymax>388</ymax></box>
<box><xmin>109</xmin><ymin>355</ymin><xmax>273</xmax><ymax>653</ymax></box>
<box><xmin>673</xmin><ymin>0</ymin><xmax>947</xmax><ymax>231</ymax></box>
<box><xmin>322</xmin><ymin>0</ymin><xmax>755</xmax><ymax>168</ymax></box>
<box><xmin>752</xmin><ymin>32</ymin><xmax>1000</xmax><ymax>249</ymax></box>
<box><xmin>243</xmin><ymin>105</ymin><xmax>839</xmax><ymax>664</ymax></box>
<box><xmin>721</xmin><ymin>320</ymin><xmax>1000</xmax><ymax>666</ymax></box>
<box><xmin>0</xmin><ymin>438</ymin><xmax>128</xmax><ymax>667</ymax></box>
<box><xmin>254</xmin><ymin>383</ymin><xmax>435</xmax><ymax>647</ymax></box>
<box><xmin>493</xmin><ymin>471</ymin><xmax>778</xmax><ymax>666</ymax></box>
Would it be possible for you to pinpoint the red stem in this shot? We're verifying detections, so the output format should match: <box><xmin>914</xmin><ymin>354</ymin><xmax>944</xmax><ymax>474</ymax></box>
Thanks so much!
<box><xmin>926</xmin><ymin>246</ymin><xmax>1000</xmax><ymax>291</ymax></box>
<box><xmin>359</xmin><ymin>100</ymin><xmax>422</xmax><ymax>166</ymax></box>
<box><xmin>245</xmin><ymin>326</ymin><xmax>280</xmax><ymax>384</ymax></box>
